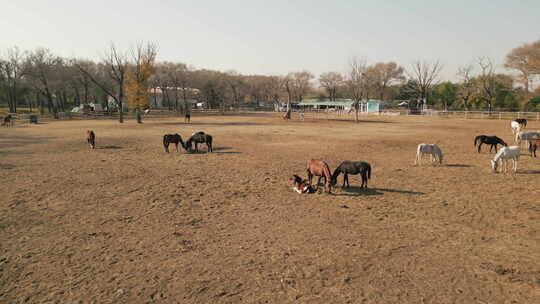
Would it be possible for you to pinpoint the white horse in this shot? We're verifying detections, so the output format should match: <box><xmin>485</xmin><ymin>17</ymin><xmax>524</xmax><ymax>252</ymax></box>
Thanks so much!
<box><xmin>515</xmin><ymin>130</ymin><xmax>540</xmax><ymax>147</ymax></box>
<box><xmin>510</xmin><ymin>121</ymin><xmax>522</xmax><ymax>136</ymax></box>
<box><xmin>415</xmin><ymin>144</ymin><xmax>443</xmax><ymax>165</ymax></box>
<box><xmin>491</xmin><ymin>146</ymin><xmax>520</xmax><ymax>173</ymax></box>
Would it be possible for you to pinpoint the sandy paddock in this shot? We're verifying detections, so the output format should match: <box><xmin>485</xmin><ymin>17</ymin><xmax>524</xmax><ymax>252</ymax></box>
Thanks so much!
<box><xmin>1</xmin><ymin>113</ymin><xmax>539</xmax><ymax>303</ymax></box>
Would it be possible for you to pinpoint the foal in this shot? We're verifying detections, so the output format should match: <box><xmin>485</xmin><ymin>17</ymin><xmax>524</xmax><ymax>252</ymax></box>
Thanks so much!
<box><xmin>290</xmin><ymin>175</ymin><xmax>315</xmax><ymax>194</ymax></box>
<box><xmin>306</xmin><ymin>159</ymin><xmax>332</xmax><ymax>193</ymax></box>
<box><xmin>163</xmin><ymin>133</ymin><xmax>184</xmax><ymax>153</ymax></box>
<box><xmin>86</xmin><ymin>130</ymin><xmax>96</xmax><ymax>149</ymax></box>
<box><xmin>331</xmin><ymin>161</ymin><xmax>371</xmax><ymax>188</ymax></box>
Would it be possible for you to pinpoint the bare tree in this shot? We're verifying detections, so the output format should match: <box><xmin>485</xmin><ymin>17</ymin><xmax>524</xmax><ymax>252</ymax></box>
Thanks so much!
<box><xmin>504</xmin><ymin>41</ymin><xmax>540</xmax><ymax>93</ymax></box>
<box><xmin>345</xmin><ymin>57</ymin><xmax>368</xmax><ymax>122</ymax></box>
<box><xmin>75</xmin><ymin>44</ymin><xmax>128</xmax><ymax>123</ymax></box>
<box><xmin>25</xmin><ymin>48</ymin><xmax>63</xmax><ymax>118</ymax></box>
<box><xmin>477</xmin><ymin>57</ymin><xmax>497</xmax><ymax>113</ymax></box>
<box><xmin>456</xmin><ymin>65</ymin><xmax>475</xmax><ymax>111</ymax></box>
<box><xmin>0</xmin><ymin>47</ymin><xmax>26</xmax><ymax>113</ymax></box>
<box><xmin>407</xmin><ymin>60</ymin><xmax>443</xmax><ymax>109</ymax></box>
<box><xmin>369</xmin><ymin>62</ymin><xmax>405</xmax><ymax>100</ymax></box>
<box><xmin>319</xmin><ymin>72</ymin><xmax>344</xmax><ymax>101</ymax></box>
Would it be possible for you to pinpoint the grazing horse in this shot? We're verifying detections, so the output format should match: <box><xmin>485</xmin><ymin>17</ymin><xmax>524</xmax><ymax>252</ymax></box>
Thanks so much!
<box><xmin>491</xmin><ymin>146</ymin><xmax>520</xmax><ymax>173</ymax></box>
<box><xmin>415</xmin><ymin>144</ymin><xmax>443</xmax><ymax>165</ymax></box>
<box><xmin>1</xmin><ymin>114</ymin><xmax>13</xmax><ymax>127</ymax></box>
<box><xmin>515</xmin><ymin>130</ymin><xmax>540</xmax><ymax>147</ymax></box>
<box><xmin>184</xmin><ymin>131</ymin><xmax>213</xmax><ymax>153</ymax></box>
<box><xmin>163</xmin><ymin>133</ymin><xmax>184</xmax><ymax>153</ymax></box>
<box><xmin>86</xmin><ymin>130</ymin><xmax>96</xmax><ymax>149</ymax></box>
<box><xmin>290</xmin><ymin>175</ymin><xmax>315</xmax><ymax>194</ymax></box>
<box><xmin>331</xmin><ymin>161</ymin><xmax>371</xmax><ymax>188</ymax></box>
<box><xmin>511</xmin><ymin>121</ymin><xmax>522</xmax><ymax>136</ymax></box>
<box><xmin>514</xmin><ymin>118</ymin><xmax>527</xmax><ymax>128</ymax></box>
<box><xmin>528</xmin><ymin>138</ymin><xmax>540</xmax><ymax>157</ymax></box>
<box><xmin>474</xmin><ymin>135</ymin><xmax>507</xmax><ymax>153</ymax></box>
<box><xmin>306</xmin><ymin>159</ymin><xmax>332</xmax><ymax>193</ymax></box>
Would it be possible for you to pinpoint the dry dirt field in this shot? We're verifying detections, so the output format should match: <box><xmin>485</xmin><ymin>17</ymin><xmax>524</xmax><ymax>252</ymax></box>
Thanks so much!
<box><xmin>1</xmin><ymin>113</ymin><xmax>539</xmax><ymax>304</ymax></box>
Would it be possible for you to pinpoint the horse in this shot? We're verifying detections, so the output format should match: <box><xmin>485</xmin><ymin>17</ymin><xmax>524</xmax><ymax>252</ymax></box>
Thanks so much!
<box><xmin>474</xmin><ymin>135</ymin><xmax>507</xmax><ymax>153</ymax></box>
<box><xmin>528</xmin><ymin>138</ymin><xmax>540</xmax><ymax>157</ymax></box>
<box><xmin>514</xmin><ymin>118</ymin><xmax>527</xmax><ymax>128</ymax></box>
<box><xmin>282</xmin><ymin>109</ymin><xmax>291</xmax><ymax>120</ymax></box>
<box><xmin>306</xmin><ymin>159</ymin><xmax>332</xmax><ymax>193</ymax></box>
<box><xmin>290</xmin><ymin>175</ymin><xmax>315</xmax><ymax>194</ymax></box>
<box><xmin>86</xmin><ymin>130</ymin><xmax>95</xmax><ymax>149</ymax></box>
<box><xmin>491</xmin><ymin>146</ymin><xmax>520</xmax><ymax>173</ymax></box>
<box><xmin>511</xmin><ymin>121</ymin><xmax>522</xmax><ymax>136</ymax></box>
<box><xmin>415</xmin><ymin>144</ymin><xmax>443</xmax><ymax>165</ymax></box>
<box><xmin>515</xmin><ymin>130</ymin><xmax>540</xmax><ymax>147</ymax></box>
<box><xmin>1</xmin><ymin>114</ymin><xmax>13</xmax><ymax>127</ymax></box>
<box><xmin>330</xmin><ymin>161</ymin><xmax>371</xmax><ymax>188</ymax></box>
<box><xmin>185</xmin><ymin>112</ymin><xmax>191</xmax><ymax>123</ymax></box>
<box><xmin>163</xmin><ymin>133</ymin><xmax>184</xmax><ymax>153</ymax></box>
<box><xmin>184</xmin><ymin>131</ymin><xmax>213</xmax><ymax>153</ymax></box>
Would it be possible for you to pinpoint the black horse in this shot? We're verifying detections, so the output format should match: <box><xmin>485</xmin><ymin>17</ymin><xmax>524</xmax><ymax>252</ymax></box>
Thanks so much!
<box><xmin>184</xmin><ymin>131</ymin><xmax>213</xmax><ymax>153</ymax></box>
<box><xmin>514</xmin><ymin>118</ymin><xmax>527</xmax><ymax>128</ymax></box>
<box><xmin>163</xmin><ymin>133</ymin><xmax>184</xmax><ymax>153</ymax></box>
<box><xmin>330</xmin><ymin>161</ymin><xmax>371</xmax><ymax>188</ymax></box>
<box><xmin>474</xmin><ymin>135</ymin><xmax>507</xmax><ymax>153</ymax></box>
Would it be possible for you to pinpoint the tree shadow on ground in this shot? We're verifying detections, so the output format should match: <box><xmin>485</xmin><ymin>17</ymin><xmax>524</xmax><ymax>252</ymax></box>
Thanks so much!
<box><xmin>0</xmin><ymin>164</ymin><xmax>16</xmax><ymax>169</ymax></box>
<box><xmin>334</xmin><ymin>186</ymin><xmax>425</xmax><ymax>197</ymax></box>
<box><xmin>325</xmin><ymin>119</ymin><xmax>393</xmax><ymax>124</ymax></box>
<box><xmin>446</xmin><ymin>164</ymin><xmax>472</xmax><ymax>167</ymax></box>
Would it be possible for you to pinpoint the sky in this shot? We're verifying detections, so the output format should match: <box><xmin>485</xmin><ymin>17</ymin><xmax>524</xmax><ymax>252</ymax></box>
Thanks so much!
<box><xmin>1</xmin><ymin>0</ymin><xmax>539</xmax><ymax>81</ymax></box>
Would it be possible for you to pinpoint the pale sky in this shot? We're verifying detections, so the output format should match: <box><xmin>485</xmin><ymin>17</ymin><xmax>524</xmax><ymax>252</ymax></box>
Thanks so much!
<box><xmin>1</xmin><ymin>0</ymin><xmax>539</xmax><ymax>81</ymax></box>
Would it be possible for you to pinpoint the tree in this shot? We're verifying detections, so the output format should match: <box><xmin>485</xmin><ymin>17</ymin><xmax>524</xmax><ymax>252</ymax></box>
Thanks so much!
<box><xmin>126</xmin><ymin>43</ymin><xmax>157</xmax><ymax>123</ymax></box>
<box><xmin>25</xmin><ymin>48</ymin><xmax>63</xmax><ymax>118</ymax></box>
<box><xmin>434</xmin><ymin>81</ymin><xmax>457</xmax><ymax>111</ymax></box>
<box><xmin>456</xmin><ymin>65</ymin><xmax>475</xmax><ymax>110</ymax></box>
<box><xmin>369</xmin><ymin>62</ymin><xmax>405</xmax><ymax>101</ymax></box>
<box><xmin>345</xmin><ymin>57</ymin><xmax>369</xmax><ymax>122</ymax></box>
<box><xmin>407</xmin><ymin>60</ymin><xmax>443</xmax><ymax>109</ymax></box>
<box><xmin>476</xmin><ymin>57</ymin><xmax>498</xmax><ymax>113</ymax></box>
<box><xmin>504</xmin><ymin>40</ymin><xmax>540</xmax><ymax>93</ymax></box>
<box><xmin>0</xmin><ymin>47</ymin><xmax>26</xmax><ymax>113</ymax></box>
<box><xmin>75</xmin><ymin>44</ymin><xmax>128</xmax><ymax>122</ymax></box>
<box><xmin>319</xmin><ymin>72</ymin><xmax>343</xmax><ymax>101</ymax></box>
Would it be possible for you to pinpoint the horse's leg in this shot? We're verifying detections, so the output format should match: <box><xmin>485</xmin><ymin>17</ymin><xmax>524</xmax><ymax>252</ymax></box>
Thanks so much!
<box><xmin>175</xmin><ymin>143</ymin><xmax>178</xmax><ymax>152</ymax></box>
<box><xmin>316</xmin><ymin>176</ymin><xmax>322</xmax><ymax>191</ymax></box>
<box><xmin>478</xmin><ymin>142</ymin><xmax>482</xmax><ymax>153</ymax></box>
<box><xmin>307</xmin><ymin>171</ymin><xmax>313</xmax><ymax>186</ymax></box>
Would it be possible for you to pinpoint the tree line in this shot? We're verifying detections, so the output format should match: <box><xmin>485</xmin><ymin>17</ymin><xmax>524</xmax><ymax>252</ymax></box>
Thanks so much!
<box><xmin>1</xmin><ymin>39</ymin><xmax>540</xmax><ymax>123</ymax></box>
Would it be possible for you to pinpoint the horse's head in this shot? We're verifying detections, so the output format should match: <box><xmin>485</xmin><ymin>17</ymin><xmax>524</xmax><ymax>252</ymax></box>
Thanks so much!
<box><xmin>290</xmin><ymin>175</ymin><xmax>303</xmax><ymax>186</ymax></box>
<box><xmin>490</xmin><ymin>159</ymin><xmax>498</xmax><ymax>172</ymax></box>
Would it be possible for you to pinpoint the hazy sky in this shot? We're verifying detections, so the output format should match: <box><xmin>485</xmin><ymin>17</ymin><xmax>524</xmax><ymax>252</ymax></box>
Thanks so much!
<box><xmin>1</xmin><ymin>0</ymin><xmax>539</xmax><ymax>80</ymax></box>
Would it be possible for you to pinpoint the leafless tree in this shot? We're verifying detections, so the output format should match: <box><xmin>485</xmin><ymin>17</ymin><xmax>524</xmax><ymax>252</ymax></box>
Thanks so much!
<box><xmin>25</xmin><ymin>48</ymin><xmax>63</xmax><ymax>118</ymax></box>
<box><xmin>407</xmin><ymin>60</ymin><xmax>443</xmax><ymax>109</ymax></box>
<box><xmin>477</xmin><ymin>57</ymin><xmax>498</xmax><ymax>113</ymax></box>
<box><xmin>456</xmin><ymin>65</ymin><xmax>475</xmax><ymax>111</ymax></box>
<box><xmin>319</xmin><ymin>72</ymin><xmax>344</xmax><ymax>101</ymax></box>
<box><xmin>0</xmin><ymin>47</ymin><xmax>26</xmax><ymax>113</ymax></box>
<box><xmin>369</xmin><ymin>62</ymin><xmax>405</xmax><ymax>100</ymax></box>
<box><xmin>345</xmin><ymin>57</ymin><xmax>368</xmax><ymax>122</ymax></box>
<box><xmin>76</xmin><ymin>44</ymin><xmax>128</xmax><ymax>122</ymax></box>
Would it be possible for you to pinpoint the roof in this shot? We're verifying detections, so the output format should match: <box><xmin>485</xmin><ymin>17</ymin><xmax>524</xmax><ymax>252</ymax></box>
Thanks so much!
<box><xmin>298</xmin><ymin>99</ymin><xmax>383</xmax><ymax>106</ymax></box>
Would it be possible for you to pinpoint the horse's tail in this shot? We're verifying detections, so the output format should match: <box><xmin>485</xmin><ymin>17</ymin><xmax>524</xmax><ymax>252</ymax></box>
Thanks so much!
<box><xmin>474</xmin><ymin>136</ymin><xmax>480</xmax><ymax>147</ymax></box>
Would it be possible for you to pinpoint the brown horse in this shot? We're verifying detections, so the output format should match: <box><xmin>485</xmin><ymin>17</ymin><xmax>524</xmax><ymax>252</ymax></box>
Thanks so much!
<box><xmin>86</xmin><ymin>130</ymin><xmax>95</xmax><ymax>149</ymax></box>
<box><xmin>163</xmin><ymin>133</ymin><xmax>184</xmax><ymax>153</ymax></box>
<box><xmin>306</xmin><ymin>159</ymin><xmax>332</xmax><ymax>193</ymax></box>
<box><xmin>1</xmin><ymin>114</ymin><xmax>13</xmax><ymax>127</ymax></box>
<box><xmin>529</xmin><ymin>138</ymin><xmax>540</xmax><ymax>157</ymax></box>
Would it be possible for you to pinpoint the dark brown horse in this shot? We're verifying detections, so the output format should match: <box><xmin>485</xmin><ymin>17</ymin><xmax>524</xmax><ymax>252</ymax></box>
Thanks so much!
<box><xmin>306</xmin><ymin>159</ymin><xmax>332</xmax><ymax>193</ymax></box>
<box><xmin>529</xmin><ymin>138</ymin><xmax>540</xmax><ymax>157</ymax></box>
<box><xmin>163</xmin><ymin>133</ymin><xmax>184</xmax><ymax>153</ymax></box>
<box><xmin>184</xmin><ymin>131</ymin><xmax>213</xmax><ymax>153</ymax></box>
<box><xmin>86</xmin><ymin>130</ymin><xmax>95</xmax><ymax>149</ymax></box>
<box><xmin>1</xmin><ymin>114</ymin><xmax>13</xmax><ymax>127</ymax></box>
<box><xmin>331</xmin><ymin>161</ymin><xmax>371</xmax><ymax>188</ymax></box>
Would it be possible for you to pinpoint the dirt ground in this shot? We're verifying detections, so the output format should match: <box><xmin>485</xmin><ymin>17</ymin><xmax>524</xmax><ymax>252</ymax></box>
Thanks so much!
<box><xmin>1</xmin><ymin>113</ymin><xmax>539</xmax><ymax>304</ymax></box>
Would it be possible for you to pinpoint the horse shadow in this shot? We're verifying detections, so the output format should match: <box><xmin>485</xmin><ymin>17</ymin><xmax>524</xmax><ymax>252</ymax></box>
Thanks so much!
<box><xmin>446</xmin><ymin>164</ymin><xmax>472</xmax><ymax>167</ymax></box>
<box><xmin>336</xmin><ymin>187</ymin><xmax>424</xmax><ymax>197</ymax></box>
<box><xmin>97</xmin><ymin>145</ymin><xmax>123</xmax><ymax>150</ymax></box>
<box><xmin>520</xmin><ymin>170</ymin><xmax>540</xmax><ymax>174</ymax></box>
<box><xmin>0</xmin><ymin>164</ymin><xmax>16</xmax><ymax>169</ymax></box>
<box><xmin>213</xmin><ymin>146</ymin><xmax>233</xmax><ymax>151</ymax></box>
